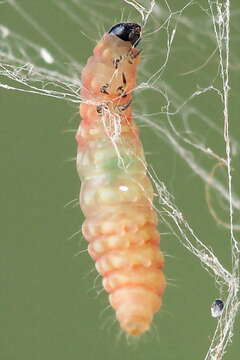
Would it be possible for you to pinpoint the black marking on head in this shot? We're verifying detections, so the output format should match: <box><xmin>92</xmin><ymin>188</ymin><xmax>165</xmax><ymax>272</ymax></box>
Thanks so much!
<box><xmin>108</xmin><ymin>23</ymin><xmax>141</xmax><ymax>47</ymax></box>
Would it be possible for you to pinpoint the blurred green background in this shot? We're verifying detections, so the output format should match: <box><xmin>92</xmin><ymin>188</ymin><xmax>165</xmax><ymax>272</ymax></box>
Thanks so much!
<box><xmin>0</xmin><ymin>1</ymin><xmax>239</xmax><ymax>359</ymax></box>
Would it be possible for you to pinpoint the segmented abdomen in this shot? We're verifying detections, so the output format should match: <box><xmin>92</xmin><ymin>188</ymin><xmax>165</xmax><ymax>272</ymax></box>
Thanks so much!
<box><xmin>76</xmin><ymin>25</ymin><xmax>166</xmax><ymax>336</ymax></box>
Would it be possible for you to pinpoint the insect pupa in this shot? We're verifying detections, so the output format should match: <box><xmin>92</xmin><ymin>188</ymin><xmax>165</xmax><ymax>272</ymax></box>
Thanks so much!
<box><xmin>76</xmin><ymin>23</ymin><xmax>166</xmax><ymax>336</ymax></box>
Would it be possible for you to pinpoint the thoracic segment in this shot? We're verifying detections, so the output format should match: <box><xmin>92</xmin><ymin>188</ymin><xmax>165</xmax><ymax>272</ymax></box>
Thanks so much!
<box><xmin>76</xmin><ymin>30</ymin><xmax>166</xmax><ymax>336</ymax></box>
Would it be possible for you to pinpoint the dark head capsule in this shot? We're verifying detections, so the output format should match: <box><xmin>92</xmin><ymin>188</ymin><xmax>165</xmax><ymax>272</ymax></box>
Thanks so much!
<box><xmin>108</xmin><ymin>23</ymin><xmax>141</xmax><ymax>47</ymax></box>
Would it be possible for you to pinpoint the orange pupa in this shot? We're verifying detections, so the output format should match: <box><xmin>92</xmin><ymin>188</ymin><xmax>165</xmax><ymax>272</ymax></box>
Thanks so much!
<box><xmin>76</xmin><ymin>23</ymin><xmax>166</xmax><ymax>336</ymax></box>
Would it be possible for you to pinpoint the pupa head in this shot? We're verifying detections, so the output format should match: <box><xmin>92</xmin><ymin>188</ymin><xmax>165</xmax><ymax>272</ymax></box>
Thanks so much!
<box><xmin>108</xmin><ymin>23</ymin><xmax>141</xmax><ymax>47</ymax></box>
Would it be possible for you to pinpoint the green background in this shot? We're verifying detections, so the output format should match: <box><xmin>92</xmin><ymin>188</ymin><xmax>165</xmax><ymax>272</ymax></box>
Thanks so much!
<box><xmin>0</xmin><ymin>1</ymin><xmax>239</xmax><ymax>359</ymax></box>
